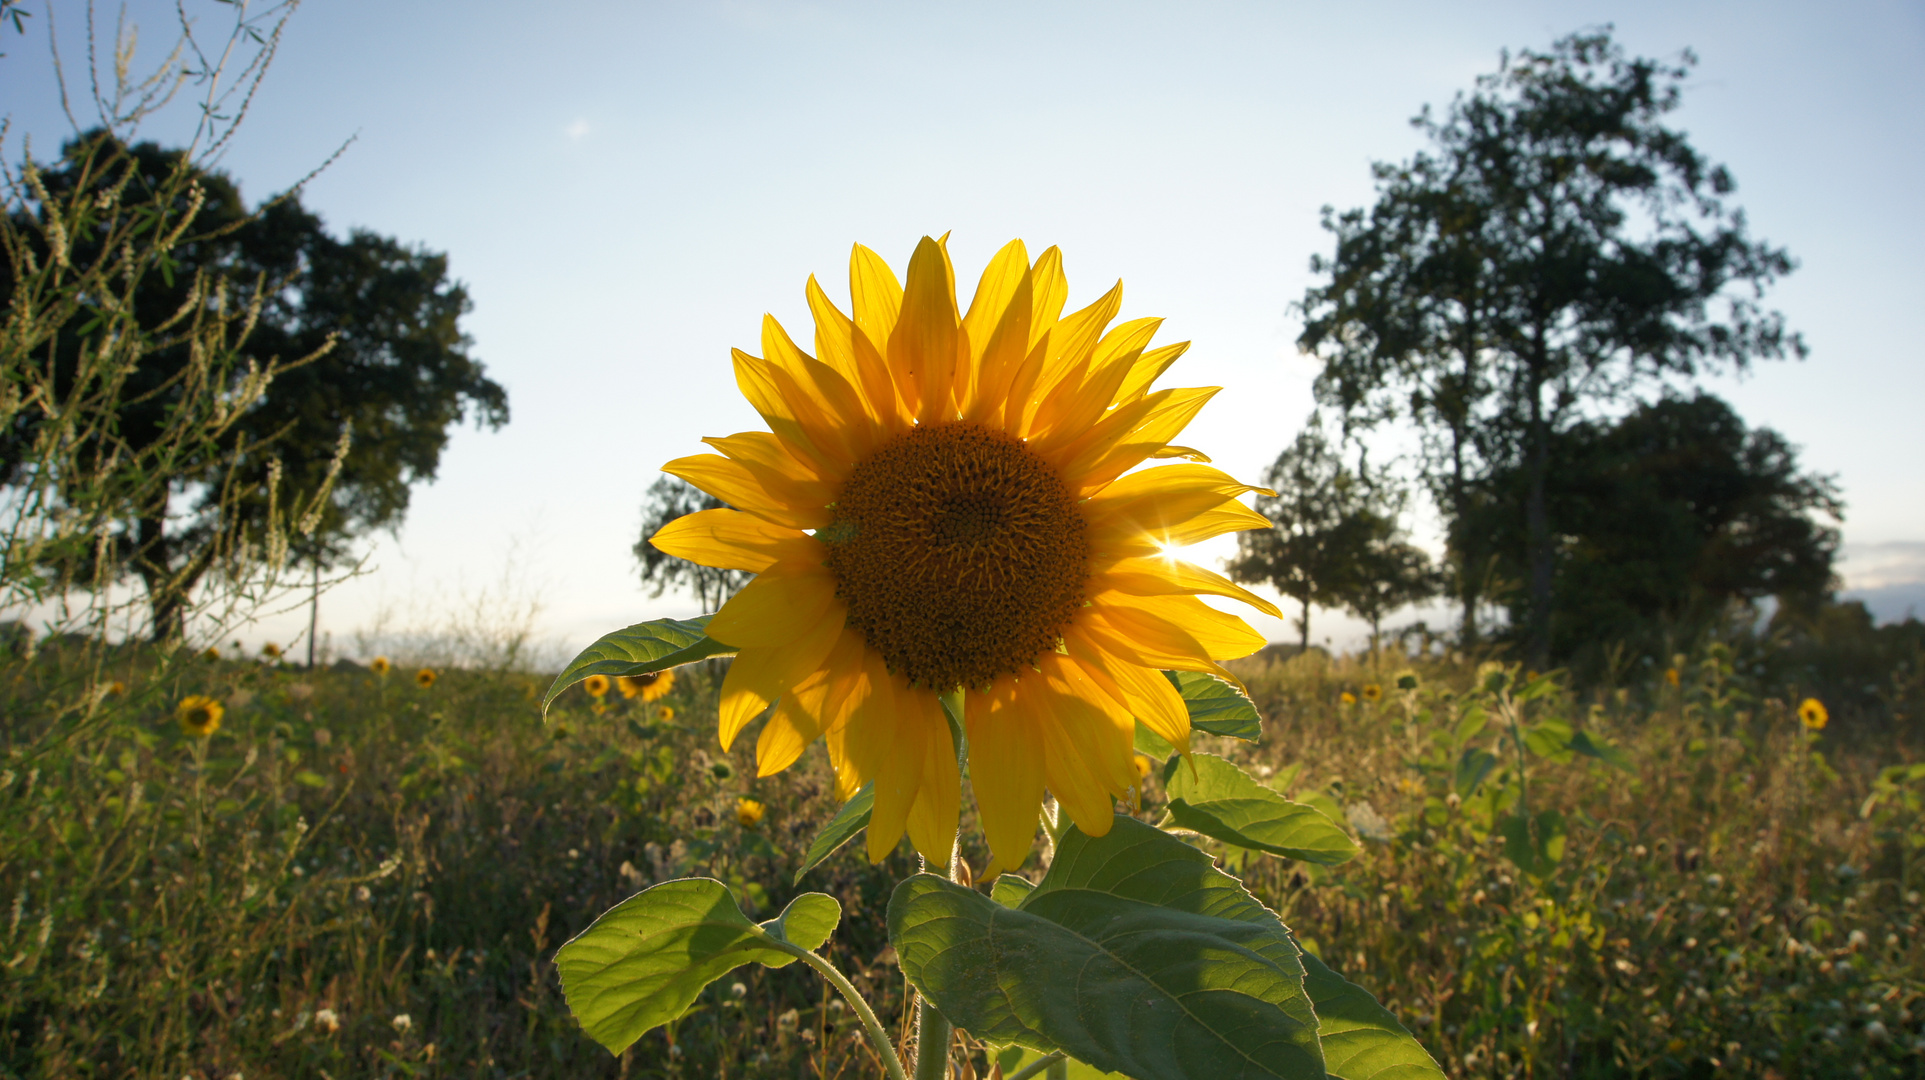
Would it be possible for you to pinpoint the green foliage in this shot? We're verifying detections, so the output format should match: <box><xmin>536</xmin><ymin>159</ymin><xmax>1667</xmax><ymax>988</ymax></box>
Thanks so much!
<box><xmin>794</xmin><ymin>781</ymin><xmax>874</xmax><ymax>884</ymax></box>
<box><xmin>1164</xmin><ymin>753</ymin><xmax>1359</xmax><ymax>865</ymax></box>
<box><xmin>1167</xmin><ymin>668</ymin><xmax>1264</xmax><ymax>741</ymax></box>
<box><xmin>891</xmin><ymin>817</ymin><xmax>1330</xmax><ymax>1080</ymax></box>
<box><xmin>1229</xmin><ymin>425</ymin><xmax>1428</xmax><ymax>652</ymax></box>
<box><xmin>555</xmin><ymin>879</ymin><xmax>839</xmax><ymax>1054</ymax></box>
<box><xmin>543</xmin><ymin>614</ymin><xmax>734</xmax><ymax>714</ymax></box>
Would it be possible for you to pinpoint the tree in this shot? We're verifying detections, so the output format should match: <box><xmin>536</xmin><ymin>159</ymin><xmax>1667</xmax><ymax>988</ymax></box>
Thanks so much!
<box><xmin>2</xmin><ymin>133</ymin><xmax>508</xmax><ymax>639</ymax></box>
<box><xmin>633</xmin><ymin>476</ymin><xmax>751</xmax><ymax>613</ymax></box>
<box><xmin>1299</xmin><ymin>28</ymin><xmax>1804</xmax><ymax>666</ymax></box>
<box><xmin>1228</xmin><ymin>425</ymin><xmax>1398</xmax><ymax>653</ymax></box>
<box><xmin>1333</xmin><ymin>522</ymin><xmax>1440</xmax><ymax>651</ymax></box>
<box><xmin>1471</xmin><ymin>392</ymin><xmax>1840</xmax><ymax>662</ymax></box>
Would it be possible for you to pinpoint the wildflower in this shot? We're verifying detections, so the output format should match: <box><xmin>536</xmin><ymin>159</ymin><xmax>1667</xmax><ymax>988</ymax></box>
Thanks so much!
<box><xmin>176</xmin><ymin>695</ymin><xmax>224</xmax><ymax>737</ymax></box>
<box><xmin>657</xmin><ymin>705</ymin><xmax>676</xmax><ymax>722</ymax></box>
<box><xmin>736</xmin><ymin>798</ymin><xmax>766</xmax><ymax>827</ymax></box>
<box><xmin>262</xmin><ymin>642</ymin><xmax>282</xmax><ymax>659</ymax></box>
<box><xmin>1798</xmin><ymin>697</ymin><xmax>1828</xmax><ymax>731</ymax></box>
<box><xmin>315</xmin><ymin>1008</ymin><xmax>341</xmax><ymax>1034</ymax></box>
<box><xmin>582</xmin><ymin>674</ymin><xmax>611</xmax><ymax>698</ymax></box>
<box><xmin>415</xmin><ymin>668</ymin><xmax>437</xmax><ymax>690</ymax></box>
<box><xmin>618</xmin><ymin>669</ymin><xmax>676</xmax><ymax>702</ymax></box>
<box><xmin>1341</xmin><ymin>691</ymin><xmax>1357</xmax><ymax>706</ymax></box>
<box><xmin>1133</xmin><ymin>754</ymin><xmax>1154</xmax><ymax>780</ymax></box>
<box><xmin>1361</xmin><ymin>683</ymin><xmax>1383</xmax><ymax>703</ymax></box>
<box><xmin>370</xmin><ymin>656</ymin><xmax>392</xmax><ymax>675</ymax></box>
<box><xmin>202</xmin><ymin>646</ymin><xmax>221</xmax><ymax>661</ymax></box>
<box><xmin>648</xmin><ymin>239</ymin><xmax>1276</xmax><ymax>869</ymax></box>
<box><xmin>107</xmin><ymin>681</ymin><xmax>127</xmax><ymax>696</ymax></box>
<box><xmin>1664</xmin><ymin>666</ymin><xmax>1680</xmax><ymax>687</ymax></box>
<box><xmin>729</xmin><ymin>981</ymin><xmax>747</xmax><ymax>999</ymax></box>
<box><xmin>391</xmin><ymin>1013</ymin><xmax>412</xmax><ymax>1034</ymax></box>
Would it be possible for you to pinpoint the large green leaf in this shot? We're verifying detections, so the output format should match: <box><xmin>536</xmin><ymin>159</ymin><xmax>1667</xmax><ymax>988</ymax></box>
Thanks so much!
<box><xmin>1165</xmin><ymin>670</ymin><xmax>1262</xmax><ymax>741</ymax></box>
<box><xmin>1164</xmin><ymin>754</ymin><xmax>1359</xmax><ymax>866</ymax></box>
<box><xmin>543</xmin><ymin>616</ymin><xmax>733</xmax><ymax>716</ymax></box>
<box><xmin>793</xmin><ymin>783</ymin><xmax>873</xmax><ymax>884</ymax></box>
<box><xmin>1295</xmin><ymin>942</ymin><xmax>1446</xmax><ymax>1080</ymax></box>
<box><xmin>890</xmin><ymin>816</ymin><xmax>1326</xmax><ymax>1080</ymax></box>
<box><xmin>556</xmin><ymin>878</ymin><xmax>838</xmax><ymax>1054</ymax></box>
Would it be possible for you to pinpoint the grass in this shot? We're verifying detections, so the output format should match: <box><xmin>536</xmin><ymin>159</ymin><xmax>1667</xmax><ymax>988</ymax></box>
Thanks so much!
<box><xmin>1</xmin><ymin>638</ymin><xmax>1920</xmax><ymax>1079</ymax></box>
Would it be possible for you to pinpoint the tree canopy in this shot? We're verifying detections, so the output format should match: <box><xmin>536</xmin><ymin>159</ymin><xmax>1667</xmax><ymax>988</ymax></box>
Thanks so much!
<box><xmin>1</xmin><ymin>132</ymin><xmax>508</xmax><ymax>638</ymax></box>
<box><xmin>633</xmin><ymin>476</ymin><xmax>750</xmax><ymax>614</ymax></box>
<box><xmin>1473</xmin><ymin>393</ymin><xmax>1840</xmax><ymax>663</ymax></box>
<box><xmin>1299</xmin><ymin>28</ymin><xmax>1804</xmax><ymax>665</ymax></box>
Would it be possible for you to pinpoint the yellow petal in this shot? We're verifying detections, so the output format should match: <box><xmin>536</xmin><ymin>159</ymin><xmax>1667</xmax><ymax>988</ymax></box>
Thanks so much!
<box><xmin>762</xmin><ymin>315</ymin><xmax>881</xmax><ymax>463</ymax></box>
<box><xmin>850</xmin><ymin>243</ymin><xmax>907</xmax><ymax>415</ymax></box>
<box><xmin>663</xmin><ymin>453</ymin><xmax>830</xmax><ymax>531</ymax></box>
<box><xmin>731</xmin><ymin>349</ymin><xmax>842</xmax><ymax>476</ymax></box>
<box><xmin>1029</xmin><ymin>653</ymin><xmax>1134</xmax><ymax>835</ymax></box>
<box><xmin>1115</xmin><ymin>340</ymin><xmax>1190</xmax><ymax>404</ymax></box>
<box><xmin>707</xmin><ymin>566</ymin><xmax>837</xmax><ymax>648</ymax></box>
<box><xmin>809</xmin><ymin>274</ymin><xmax>909</xmax><ymax>434</ymax></box>
<box><xmin>1014</xmin><ymin>281</ymin><xmax>1121</xmax><ymax>434</ymax></box>
<box><xmin>866</xmin><ymin>686</ymin><xmax>950</xmax><ymax>863</ymax></box>
<box><xmin>1055</xmin><ymin>386</ymin><xmax>1220</xmax><ymax>494</ymax></box>
<box><xmin>1148</xmin><ymin>445</ymin><xmax>1210</xmax><ymax>463</ymax></box>
<box><xmin>1026</xmin><ymin>246</ymin><xmax>1068</xmax><ymax>351</ymax></box>
<box><xmin>964</xmin><ymin>681</ymin><xmax>1049</xmax><ymax>870</ymax></box>
<box><xmin>1085</xmin><ymin>465</ymin><xmax>1273</xmax><ymax>558</ymax></box>
<box><xmin>1064</xmin><ymin>625</ymin><xmax>1192</xmax><ymax>752</ymax></box>
<box><xmin>648</xmin><ymin>508</ymin><xmax>815</xmax><ymax>573</ymax></box>
<box><xmin>1076</xmin><ymin>603</ymin><xmax>1250</xmax><ymax>693</ymax></box>
<box><xmin>1092</xmin><ymin>591</ymin><xmax>1267</xmax><ymax>662</ymax></box>
<box><xmin>1028</xmin><ymin>316</ymin><xmax>1162</xmax><ymax>448</ymax></box>
<box><xmin>890</xmin><ymin>236</ymin><xmax>963</xmax><ymax>425</ymax></box>
<box><xmin>702</xmin><ymin>431</ymin><xmax>838</xmax><ymax>508</ymax></box>
<box><xmin>963</xmin><ymin>263</ymin><xmax>1035</xmax><ymax>428</ymax></box>
<box><xmin>1095</xmin><ymin>556</ymin><xmax>1285</xmax><ymax>619</ymax></box>
<box><xmin>904</xmin><ymin>710</ymin><xmax>960</xmax><ymax>867</ymax></box>
<box><xmin>717</xmin><ymin>604</ymin><xmax>845</xmax><ymax>749</ymax></box>
<box><xmin>756</xmin><ymin>698</ymin><xmax>820</xmax><ymax>777</ymax></box>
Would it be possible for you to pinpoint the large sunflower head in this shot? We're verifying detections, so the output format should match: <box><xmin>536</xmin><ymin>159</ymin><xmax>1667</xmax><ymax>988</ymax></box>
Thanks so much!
<box><xmin>651</xmin><ymin>237</ymin><xmax>1279</xmax><ymax>871</ymax></box>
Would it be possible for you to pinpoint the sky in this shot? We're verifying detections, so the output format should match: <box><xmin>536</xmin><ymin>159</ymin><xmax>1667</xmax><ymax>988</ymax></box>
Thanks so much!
<box><xmin>3</xmin><ymin>0</ymin><xmax>1921</xmax><ymax>662</ymax></box>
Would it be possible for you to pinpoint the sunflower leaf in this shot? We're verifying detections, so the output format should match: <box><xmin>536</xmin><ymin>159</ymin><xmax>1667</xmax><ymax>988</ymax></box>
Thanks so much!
<box><xmin>556</xmin><ymin>878</ymin><xmax>839</xmax><ymax>1055</ymax></box>
<box><xmin>1164</xmin><ymin>753</ymin><xmax>1359</xmax><ymax>866</ymax></box>
<box><xmin>889</xmin><ymin>816</ymin><xmax>1328</xmax><ymax>1080</ymax></box>
<box><xmin>793</xmin><ymin>783</ymin><xmax>873</xmax><ymax>884</ymax></box>
<box><xmin>543</xmin><ymin>616</ymin><xmax>733</xmax><ymax>717</ymax></box>
<box><xmin>1295</xmin><ymin>941</ymin><xmax>1447</xmax><ymax>1080</ymax></box>
<box><xmin>1164</xmin><ymin>670</ymin><xmax>1261</xmax><ymax>741</ymax></box>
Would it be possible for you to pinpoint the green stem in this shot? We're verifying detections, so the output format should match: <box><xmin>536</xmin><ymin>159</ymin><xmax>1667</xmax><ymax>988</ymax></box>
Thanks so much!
<box><xmin>782</xmin><ymin>946</ymin><xmax>910</xmax><ymax>1080</ymax></box>
<box><xmin>1005</xmin><ymin>1051</ymin><xmax>1068</xmax><ymax>1080</ymax></box>
<box><xmin>914</xmin><ymin>994</ymin><xmax>953</xmax><ymax>1080</ymax></box>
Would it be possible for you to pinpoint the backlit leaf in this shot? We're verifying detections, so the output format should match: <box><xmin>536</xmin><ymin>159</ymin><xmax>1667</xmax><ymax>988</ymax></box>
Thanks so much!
<box><xmin>1165</xmin><ymin>669</ymin><xmax>1261</xmax><ymax>741</ymax></box>
<box><xmin>1164</xmin><ymin>754</ymin><xmax>1358</xmax><ymax>865</ymax></box>
<box><xmin>793</xmin><ymin>783</ymin><xmax>873</xmax><ymax>884</ymax></box>
<box><xmin>543</xmin><ymin>616</ymin><xmax>732</xmax><ymax>716</ymax></box>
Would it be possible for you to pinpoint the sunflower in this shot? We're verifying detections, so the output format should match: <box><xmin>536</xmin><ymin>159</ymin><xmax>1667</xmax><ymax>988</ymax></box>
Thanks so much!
<box><xmin>658</xmin><ymin>705</ymin><xmax>677</xmax><ymax>723</ymax></box>
<box><xmin>1798</xmin><ymin>697</ymin><xmax>1828</xmax><ymax>731</ymax></box>
<box><xmin>262</xmin><ymin>642</ymin><xmax>282</xmax><ymax>659</ymax></box>
<box><xmin>201</xmin><ymin>646</ymin><xmax>221</xmax><ymax>662</ymax></box>
<box><xmin>416</xmin><ymin>667</ymin><xmax>437</xmax><ymax>689</ymax></box>
<box><xmin>736</xmin><ymin>797</ymin><xmax>767</xmax><ymax>828</ymax></box>
<box><xmin>650</xmin><ymin>237</ymin><xmax>1277</xmax><ymax>870</ymax></box>
<box><xmin>370</xmin><ymin>656</ymin><xmax>392</xmax><ymax>675</ymax></box>
<box><xmin>1361</xmin><ymin>683</ymin><xmax>1383</xmax><ymax>703</ymax></box>
<box><xmin>177</xmin><ymin>695</ymin><xmax>224</xmax><ymax>737</ymax></box>
<box><xmin>1340</xmin><ymin>691</ymin><xmax>1357</xmax><ymax>706</ymax></box>
<box><xmin>1664</xmin><ymin>667</ymin><xmax>1680</xmax><ymax>687</ymax></box>
<box><xmin>618</xmin><ymin>669</ymin><xmax>675</xmax><ymax>702</ymax></box>
<box><xmin>583</xmin><ymin>673</ymin><xmax>612</xmax><ymax>698</ymax></box>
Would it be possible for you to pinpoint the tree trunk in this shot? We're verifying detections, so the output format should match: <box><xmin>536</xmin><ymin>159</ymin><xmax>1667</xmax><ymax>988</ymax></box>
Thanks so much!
<box><xmin>1299</xmin><ymin>594</ymin><xmax>1312</xmax><ymax>655</ymax></box>
<box><xmin>135</xmin><ymin>514</ymin><xmax>186</xmax><ymax>644</ymax></box>
<box><xmin>1523</xmin><ymin>350</ymin><xmax>1553</xmax><ymax>670</ymax></box>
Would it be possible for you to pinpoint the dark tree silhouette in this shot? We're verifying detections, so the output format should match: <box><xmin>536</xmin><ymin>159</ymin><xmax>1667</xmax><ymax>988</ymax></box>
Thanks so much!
<box><xmin>2</xmin><ymin>133</ymin><xmax>508</xmax><ymax>639</ymax></box>
<box><xmin>633</xmin><ymin>476</ymin><xmax>751</xmax><ymax>613</ymax></box>
<box><xmin>1299</xmin><ymin>28</ymin><xmax>1804</xmax><ymax>666</ymax></box>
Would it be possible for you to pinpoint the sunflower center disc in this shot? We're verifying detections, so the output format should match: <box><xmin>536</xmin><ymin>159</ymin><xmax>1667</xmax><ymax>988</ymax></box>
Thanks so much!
<box><xmin>823</xmin><ymin>422</ymin><xmax>1089</xmax><ymax>690</ymax></box>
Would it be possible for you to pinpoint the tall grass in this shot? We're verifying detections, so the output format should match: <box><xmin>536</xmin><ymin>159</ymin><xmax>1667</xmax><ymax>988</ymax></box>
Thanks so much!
<box><xmin>1</xmin><ymin>640</ymin><xmax>1919</xmax><ymax>1078</ymax></box>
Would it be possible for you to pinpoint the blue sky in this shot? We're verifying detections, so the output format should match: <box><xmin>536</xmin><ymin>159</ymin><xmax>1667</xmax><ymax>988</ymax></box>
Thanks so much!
<box><xmin>5</xmin><ymin>0</ymin><xmax>1921</xmax><ymax>657</ymax></box>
